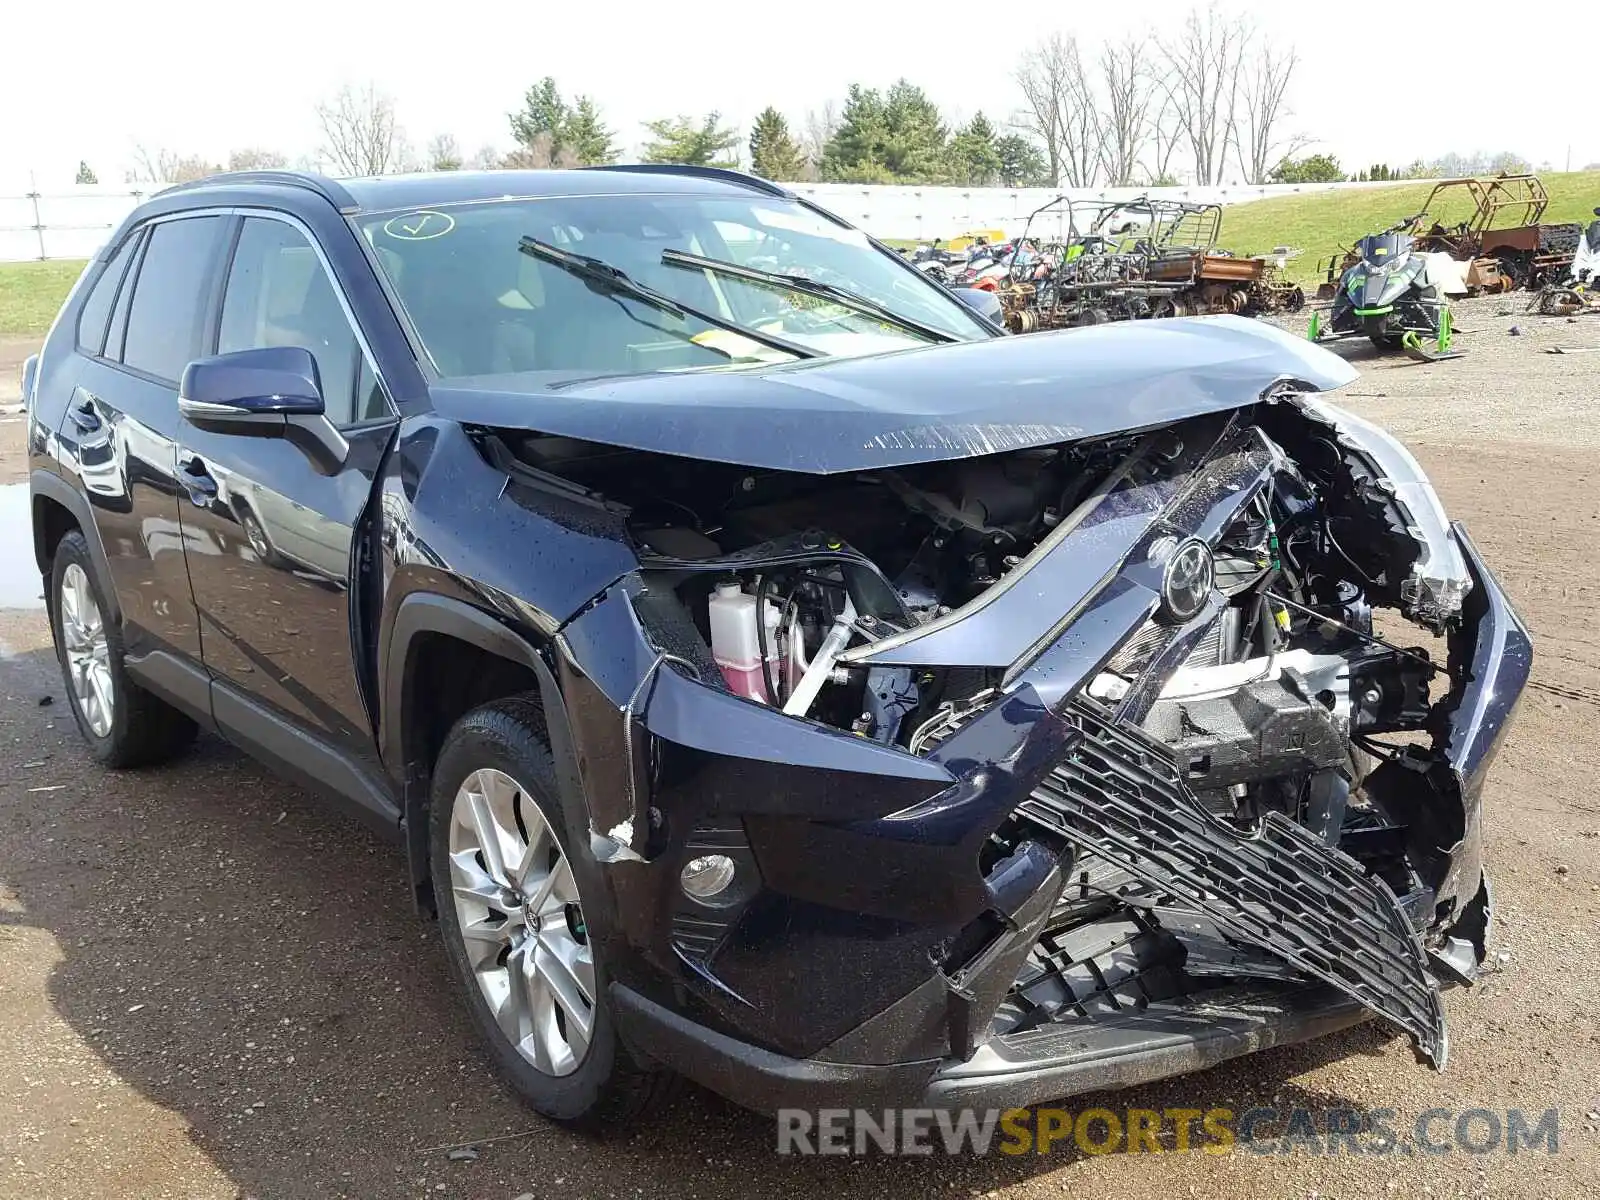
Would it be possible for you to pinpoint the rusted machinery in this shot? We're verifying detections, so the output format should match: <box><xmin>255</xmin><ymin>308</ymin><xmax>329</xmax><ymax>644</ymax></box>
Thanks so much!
<box><xmin>1317</xmin><ymin>175</ymin><xmax>1581</xmax><ymax>297</ymax></box>
<box><xmin>995</xmin><ymin>196</ymin><xmax>1305</xmax><ymax>334</ymax></box>
<box><xmin>1140</xmin><ymin>202</ymin><xmax>1305</xmax><ymax>316</ymax></box>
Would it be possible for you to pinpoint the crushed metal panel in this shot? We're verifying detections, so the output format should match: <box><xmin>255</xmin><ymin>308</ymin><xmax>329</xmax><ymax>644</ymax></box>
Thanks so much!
<box><xmin>1016</xmin><ymin>699</ymin><xmax>1448</xmax><ymax>1067</ymax></box>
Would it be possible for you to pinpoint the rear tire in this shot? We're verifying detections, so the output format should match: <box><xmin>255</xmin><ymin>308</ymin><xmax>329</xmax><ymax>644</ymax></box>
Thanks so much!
<box><xmin>49</xmin><ymin>530</ymin><xmax>198</xmax><ymax>768</ymax></box>
<box><xmin>430</xmin><ymin>696</ymin><xmax>672</xmax><ymax>1129</ymax></box>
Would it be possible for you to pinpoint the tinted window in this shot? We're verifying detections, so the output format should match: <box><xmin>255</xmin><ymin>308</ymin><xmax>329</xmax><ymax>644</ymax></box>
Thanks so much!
<box><xmin>219</xmin><ymin>218</ymin><xmax>362</xmax><ymax>425</ymax></box>
<box><xmin>355</xmin><ymin>359</ymin><xmax>389</xmax><ymax>423</ymax></box>
<box><xmin>76</xmin><ymin>232</ymin><xmax>141</xmax><ymax>356</ymax></box>
<box><xmin>122</xmin><ymin>216</ymin><xmax>225</xmax><ymax>382</ymax></box>
<box><xmin>104</xmin><ymin>231</ymin><xmax>146</xmax><ymax>364</ymax></box>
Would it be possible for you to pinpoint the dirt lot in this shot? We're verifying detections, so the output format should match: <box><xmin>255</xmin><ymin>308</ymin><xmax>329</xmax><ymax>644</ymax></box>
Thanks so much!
<box><xmin>1</xmin><ymin>303</ymin><xmax>1598</xmax><ymax>1199</ymax></box>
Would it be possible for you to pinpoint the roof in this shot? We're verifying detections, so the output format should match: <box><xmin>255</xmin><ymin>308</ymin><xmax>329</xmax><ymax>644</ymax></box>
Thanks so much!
<box><xmin>156</xmin><ymin>165</ymin><xmax>790</xmax><ymax>216</ymax></box>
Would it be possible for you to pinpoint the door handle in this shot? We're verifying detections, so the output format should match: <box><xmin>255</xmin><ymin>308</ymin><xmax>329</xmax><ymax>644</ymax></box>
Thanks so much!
<box><xmin>178</xmin><ymin>453</ymin><xmax>218</xmax><ymax>506</ymax></box>
<box><xmin>67</xmin><ymin>399</ymin><xmax>102</xmax><ymax>433</ymax></box>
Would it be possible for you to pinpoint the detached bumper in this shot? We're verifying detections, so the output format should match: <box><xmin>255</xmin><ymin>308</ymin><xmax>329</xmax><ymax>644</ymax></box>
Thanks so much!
<box><xmin>613</xmin><ymin>980</ymin><xmax>1370</xmax><ymax>1114</ymax></box>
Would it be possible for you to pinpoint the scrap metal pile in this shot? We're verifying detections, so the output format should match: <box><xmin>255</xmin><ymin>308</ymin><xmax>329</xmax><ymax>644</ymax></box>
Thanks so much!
<box><xmin>897</xmin><ymin>173</ymin><xmax>1594</xmax><ymax>361</ymax></box>
<box><xmin>1315</xmin><ymin>174</ymin><xmax>1585</xmax><ymax>300</ymax></box>
<box><xmin>902</xmin><ymin>195</ymin><xmax>1306</xmax><ymax>336</ymax></box>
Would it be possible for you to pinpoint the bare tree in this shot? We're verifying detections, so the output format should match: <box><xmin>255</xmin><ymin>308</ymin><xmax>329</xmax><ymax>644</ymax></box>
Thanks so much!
<box><xmin>227</xmin><ymin>148</ymin><xmax>288</xmax><ymax>172</ymax></box>
<box><xmin>1232</xmin><ymin>39</ymin><xmax>1308</xmax><ymax>184</ymax></box>
<box><xmin>1154</xmin><ymin>5</ymin><xmax>1251</xmax><ymax>185</ymax></box>
<box><xmin>1146</xmin><ymin>92</ymin><xmax>1184</xmax><ymax>184</ymax></box>
<box><xmin>127</xmin><ymin>146</ymin><xmax>218</xmax><ymax>184</ymax></box>
<box><xmin>426</xmin><ymin>133</ymin><xmax>463</xmax><ymax>171</ymax></box>
<box><xmin>1099</xmin><ymin>37</ymin><xmax>1157</xmax><ymax>187</ymax></box>
<box><xmin>501</xmin><ymin>132</ymin><xmax>579</xmax><ymax>170</ymax></box>
<box><xmin>1015</xmin><ymin>33</ymin><xmax>1104</xmax><ymax>187</ymax></box>
<box><xmin>467</xmin><ymin>144</ymin><xmax>502</xmax><ymax>170</ymax></box>
<box><xmin>801</xmin><ymin>101</ymin><xmax>839</xmax><ymax>176</ymax></box>
<box><xmin>315</xmin><ymin>83</ymin><xmax>404</xmax><ymax>176</ymax></box>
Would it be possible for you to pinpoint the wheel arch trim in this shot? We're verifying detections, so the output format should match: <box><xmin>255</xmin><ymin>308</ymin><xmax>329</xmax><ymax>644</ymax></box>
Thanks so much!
<box><xmin>30</xmin><ymin>468</ymin><xmax>122</xmax><ymax>625</ymax></box>
<box><xmin>382</xmin><ymin>592</ymin><xmax>587</xmax><ymax>912</ymax></box>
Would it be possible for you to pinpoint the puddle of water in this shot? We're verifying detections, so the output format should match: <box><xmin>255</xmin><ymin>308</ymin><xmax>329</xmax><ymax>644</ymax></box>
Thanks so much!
<box><xmin>0</xmin><ymin>482</ymin><xmax>45</xmax><ymax>608</ymax></box>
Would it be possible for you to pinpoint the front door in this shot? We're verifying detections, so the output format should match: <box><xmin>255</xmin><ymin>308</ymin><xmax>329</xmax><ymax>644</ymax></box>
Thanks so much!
<box><xmin>176</xmin><ymin>214</ymin><xmax>396</xmax><ymax>761</ymax></box>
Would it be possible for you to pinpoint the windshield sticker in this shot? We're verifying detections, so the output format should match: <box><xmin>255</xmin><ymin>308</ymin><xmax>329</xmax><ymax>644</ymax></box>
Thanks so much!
<box><xmin>382</xmin><ymin>211</ymin><xmax>456</xmax><ymax>241</ymax></box>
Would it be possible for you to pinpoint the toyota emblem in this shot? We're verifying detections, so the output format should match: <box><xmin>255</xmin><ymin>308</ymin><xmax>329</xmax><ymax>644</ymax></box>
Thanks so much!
<box><xmin>1160</xmin><ymin>538</ymin><xmax>1215</xmax><ymax>622</ymax></box>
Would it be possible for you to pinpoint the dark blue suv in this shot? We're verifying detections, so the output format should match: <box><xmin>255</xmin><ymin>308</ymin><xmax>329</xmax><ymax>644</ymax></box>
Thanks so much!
<box><xmin>26</xmin><ymin>167</ymin><xmax>1528</xmax><ymax>1126</ymax></box>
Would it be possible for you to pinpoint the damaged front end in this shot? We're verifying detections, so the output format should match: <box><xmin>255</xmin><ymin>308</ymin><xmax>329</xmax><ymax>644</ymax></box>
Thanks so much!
<box><xmin>519</xmin><ymin>377</ymin><xmax>1529</xmax><ymax>1112</ymax></box>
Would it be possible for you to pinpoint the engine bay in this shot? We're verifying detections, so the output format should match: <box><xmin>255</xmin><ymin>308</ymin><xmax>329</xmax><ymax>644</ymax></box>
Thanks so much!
<box><xmin>481</xmin><ymin>392</ymin><xmax>1487</xmax><ymax>1064</ymax></box>
<box><xmin>487</xmin><ymin>399</ymin><xmax>1459</xmax><ymax>794</ymax></box>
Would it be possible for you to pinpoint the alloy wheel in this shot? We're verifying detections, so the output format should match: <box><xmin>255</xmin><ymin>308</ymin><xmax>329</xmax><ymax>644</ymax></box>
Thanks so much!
<box><xmin>60</xmin><ymin>563</ymin><xmax>113</xmax><ymax>738</ymax></box>
<box><xmin>243</xmin><ymin>513</ymin><xmax>271</xmax><ymax>561</ymax></box>
<box><xmin>448</xmin><ymin>768</ymin><xmax>596</xmax><ymax>1076</ymax></box>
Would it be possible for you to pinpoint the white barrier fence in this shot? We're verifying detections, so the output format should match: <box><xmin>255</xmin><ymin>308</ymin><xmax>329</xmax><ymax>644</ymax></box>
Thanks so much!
<box><xmin>0</xmin><ymin>178</ymin><xmax>1407</xmax><ymax>263</ymax></box>
<box><xmin>785</xmin><ymin>180</ymin><xmax>1408</xmax><ymax>243</ymax></box>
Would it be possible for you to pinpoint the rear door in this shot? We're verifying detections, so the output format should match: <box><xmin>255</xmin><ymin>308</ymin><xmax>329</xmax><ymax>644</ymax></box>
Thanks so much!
<box><xmin>57</xmin><ymin>214</ymin><xmax>229</xmax><ymax>663</ymax></box>
<box><xmin>176</xmin><ymin>213</ymin><xmax>397</xmax><ymax>761</ymax></box>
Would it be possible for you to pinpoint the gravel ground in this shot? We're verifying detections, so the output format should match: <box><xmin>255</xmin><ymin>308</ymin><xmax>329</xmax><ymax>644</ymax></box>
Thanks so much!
<box><xmin>1</xmin><ymin>303</ymin><xmax>1597</xmax><ymax>1199</ymax></box>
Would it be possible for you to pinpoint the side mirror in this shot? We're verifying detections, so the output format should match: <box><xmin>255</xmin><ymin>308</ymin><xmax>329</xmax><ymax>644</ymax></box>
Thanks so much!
<box><xmin>179</xmin><ymin>345</ymin><xmax>324</xmax><ymax>422</ymax></box>
<box><xmin>20</xmin><ymin>353</ymin><xmax>38</xmax><ymax>413</ymax></box>
<box><xmin>952</xmin><ymin>286</ymin><xmax>1005</xmax><ymax>325</ymax></box>
<box><xmin>179</xmin><ymin>346</ymin><xmax>346</xmax><ymax>472</ymax></box>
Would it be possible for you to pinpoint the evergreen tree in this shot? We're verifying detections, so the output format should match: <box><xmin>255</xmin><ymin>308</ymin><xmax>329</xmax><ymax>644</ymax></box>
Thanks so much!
<box><xmin>948</xmin><ymin>113</ymin><xmax>1002</xmax><ymax>186</ymax></box>
<box><xmin>508</xmin><ymin>77</ymin><xmax>616</xmax><ymax>166</ymax></box>
<box><xmin>821</xmin><ymin>80</ymin><xmax>950</xmax><ymax>183</ymax></box>
<box><xmin>879</xmin><ymin>80</ymin><xmax>949</xmax><ymax>181</ymax></box>
<box><xmin>566</xmin><ymin>97</ymin><xmax>617</xmax><ymax>166</ymax></box>
<box><xmin>641</xmin><ymin>114</ymin><xmax>740</xmax><ymax>167</ymax></box>
<box><xmin>821</xmin><ymin>84</ymin><xmax>890</xmax><ymax>181</ymax></box>
<box><xmin>994</xmin><ymin>134</ymin><xmax>1048</xmax><ymax>187</ymax></box>
<box><xmin>748</xmin><ymin>107</ymin><xmax>807</xmax><ymax>180</ymax></box>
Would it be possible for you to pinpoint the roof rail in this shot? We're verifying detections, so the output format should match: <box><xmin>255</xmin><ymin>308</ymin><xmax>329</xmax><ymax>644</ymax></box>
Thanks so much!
<box><xmin>582</xmin><ymin>163</ymin><xmax>792</xmax><ymax>199</ymax></box>
<box><xmin>154</xmin><ymin>170</ymin><xmax>358</xmax><ymax>212</ymax></box>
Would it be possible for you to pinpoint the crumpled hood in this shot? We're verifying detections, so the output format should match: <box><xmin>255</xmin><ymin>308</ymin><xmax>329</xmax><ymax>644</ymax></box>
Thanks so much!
<box><xmin>428</xmin><ymin>314</ymin><xmax>1357</xmax><ymax>474</ymax></box>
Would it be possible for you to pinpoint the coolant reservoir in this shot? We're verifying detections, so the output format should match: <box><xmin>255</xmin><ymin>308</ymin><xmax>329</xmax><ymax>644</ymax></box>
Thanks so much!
<box><xmin>708</xmin><ymin>583</ymin><xmax>781</xmax><ymax>702</ymax></box>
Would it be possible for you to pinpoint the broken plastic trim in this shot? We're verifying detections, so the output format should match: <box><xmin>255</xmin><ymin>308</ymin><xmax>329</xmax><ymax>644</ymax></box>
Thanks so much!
<box><xmin>1290</xmin><ymin>396</ymin><xmax>1471</xmax><ymax>630</ymax></box>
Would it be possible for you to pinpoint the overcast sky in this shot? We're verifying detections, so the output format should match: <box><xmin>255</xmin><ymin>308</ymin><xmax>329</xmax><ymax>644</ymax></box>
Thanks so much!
<box><xmin>4</xmin><ymin>0</ymin><xmax>1593</xmax><ymax>188</ymax></box>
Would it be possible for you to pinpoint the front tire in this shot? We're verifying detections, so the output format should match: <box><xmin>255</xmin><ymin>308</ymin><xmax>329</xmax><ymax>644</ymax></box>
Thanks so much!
<box><xmin>430</xmin><ymin>697</ymin><xmax>670</xmax><ymax>1128</ymax></box>
<box><xmin>49</xmin><ymin>530</ymin><xmax>197</xmax><ymax>768</ymax></box>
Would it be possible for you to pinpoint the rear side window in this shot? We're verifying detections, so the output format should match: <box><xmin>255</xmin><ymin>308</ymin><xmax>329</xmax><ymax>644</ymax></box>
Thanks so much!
<box><xmin>218</xmin><ymin>217</ymin><xmax>362</xmax><ymax>425</ymax></box>
<box><xmin>75</xmin><ymin>232</ymin><xmax>141</xmax><ymax>356</ymax></box>
<box><xmin>104</xmin><ymin>232</ymin><xmax>148</xmax><ymax>364</ymax></box>
<box><xmin>122</xmin><ymin>216</ymin><xmax>226</xmax><ymax>383</ymax></box>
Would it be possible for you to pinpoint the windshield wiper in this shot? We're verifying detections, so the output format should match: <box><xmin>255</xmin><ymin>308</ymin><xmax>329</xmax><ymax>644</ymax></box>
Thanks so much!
<box><xmin>660</xmin><ymin>248</ymin><xmax>958</xmax><ymax>344</ymax></box>
<box><xmin>517</xmin><ymin>237</ymin><xmax>820</xmax><ymax>361</ymax></box>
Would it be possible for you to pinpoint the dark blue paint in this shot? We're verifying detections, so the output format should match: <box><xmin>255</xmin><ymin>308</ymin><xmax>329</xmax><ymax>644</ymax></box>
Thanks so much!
<box><xmin>430</xmin><ymin>314</ymin><xmax>1355</xmax><ymax>475</ymax></box>
<box><xmin>180</xmin><ymin>346</ymin><xmax>324</xmax><ymax>414</ymax></box>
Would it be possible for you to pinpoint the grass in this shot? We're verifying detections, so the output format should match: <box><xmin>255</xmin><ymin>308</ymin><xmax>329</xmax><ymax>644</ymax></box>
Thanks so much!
<box><xmin>1218</xmin><ymin>171</ymin><xmax>1600</xmax><ymax>284</ymax></box>
<box><xmin>0</xmin><ymin>259</ymin><xmax>88</xmax><ymax>339</ymax></box>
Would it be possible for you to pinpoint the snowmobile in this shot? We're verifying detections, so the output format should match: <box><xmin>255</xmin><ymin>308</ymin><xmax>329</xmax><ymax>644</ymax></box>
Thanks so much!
<box><xmin>1308</xmin><ymin>214</ymin><xmax>1462</xmax><ymax>361</ymax></box>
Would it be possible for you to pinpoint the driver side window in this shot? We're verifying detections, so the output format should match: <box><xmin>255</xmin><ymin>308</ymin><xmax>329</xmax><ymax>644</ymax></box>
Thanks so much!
<box><xmin>218</xmin><ymin>217</ymin><xmax>368</xmax><ymax>425</ymax></box>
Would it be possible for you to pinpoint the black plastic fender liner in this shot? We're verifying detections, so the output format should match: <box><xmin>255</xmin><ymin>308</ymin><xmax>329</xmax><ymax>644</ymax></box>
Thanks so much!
<box><xmin>1015</xmin><ymin>699</ymin><xmax>1448</xmax><ymax>1067</ymax></box>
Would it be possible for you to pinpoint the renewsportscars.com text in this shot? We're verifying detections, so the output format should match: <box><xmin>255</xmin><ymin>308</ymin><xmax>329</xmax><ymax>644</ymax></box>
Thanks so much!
<box><xmin>776</xmin><ymin>1106</ymin><xmax>1561</xmax><ymax>1157</ymax></box>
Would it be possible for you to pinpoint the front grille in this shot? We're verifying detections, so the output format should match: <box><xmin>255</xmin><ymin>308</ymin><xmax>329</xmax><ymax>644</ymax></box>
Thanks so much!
<box><xmin>1014</xmin><ymin>699</ymin><xmax>1448</xmax><ymax>1066</ymax></box>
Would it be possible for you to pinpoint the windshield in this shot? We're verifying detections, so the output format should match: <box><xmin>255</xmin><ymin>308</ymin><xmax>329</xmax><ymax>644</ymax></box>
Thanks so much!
<box><xmin>356</xmin><ymin>193</ymin><xmax>992</xmax><ymax>379</ymax></box>
<box><xmin>1358</xmin><ymin>232</ymin><xmax>1411</xmax><ymax>264</ymax></box>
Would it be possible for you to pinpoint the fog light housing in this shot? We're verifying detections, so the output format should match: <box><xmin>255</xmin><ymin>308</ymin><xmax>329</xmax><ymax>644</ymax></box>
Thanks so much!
<box><xmin>680</xmin><ymin>854</ymin><xmax>737</xmax><ymax>901</ymax></box>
